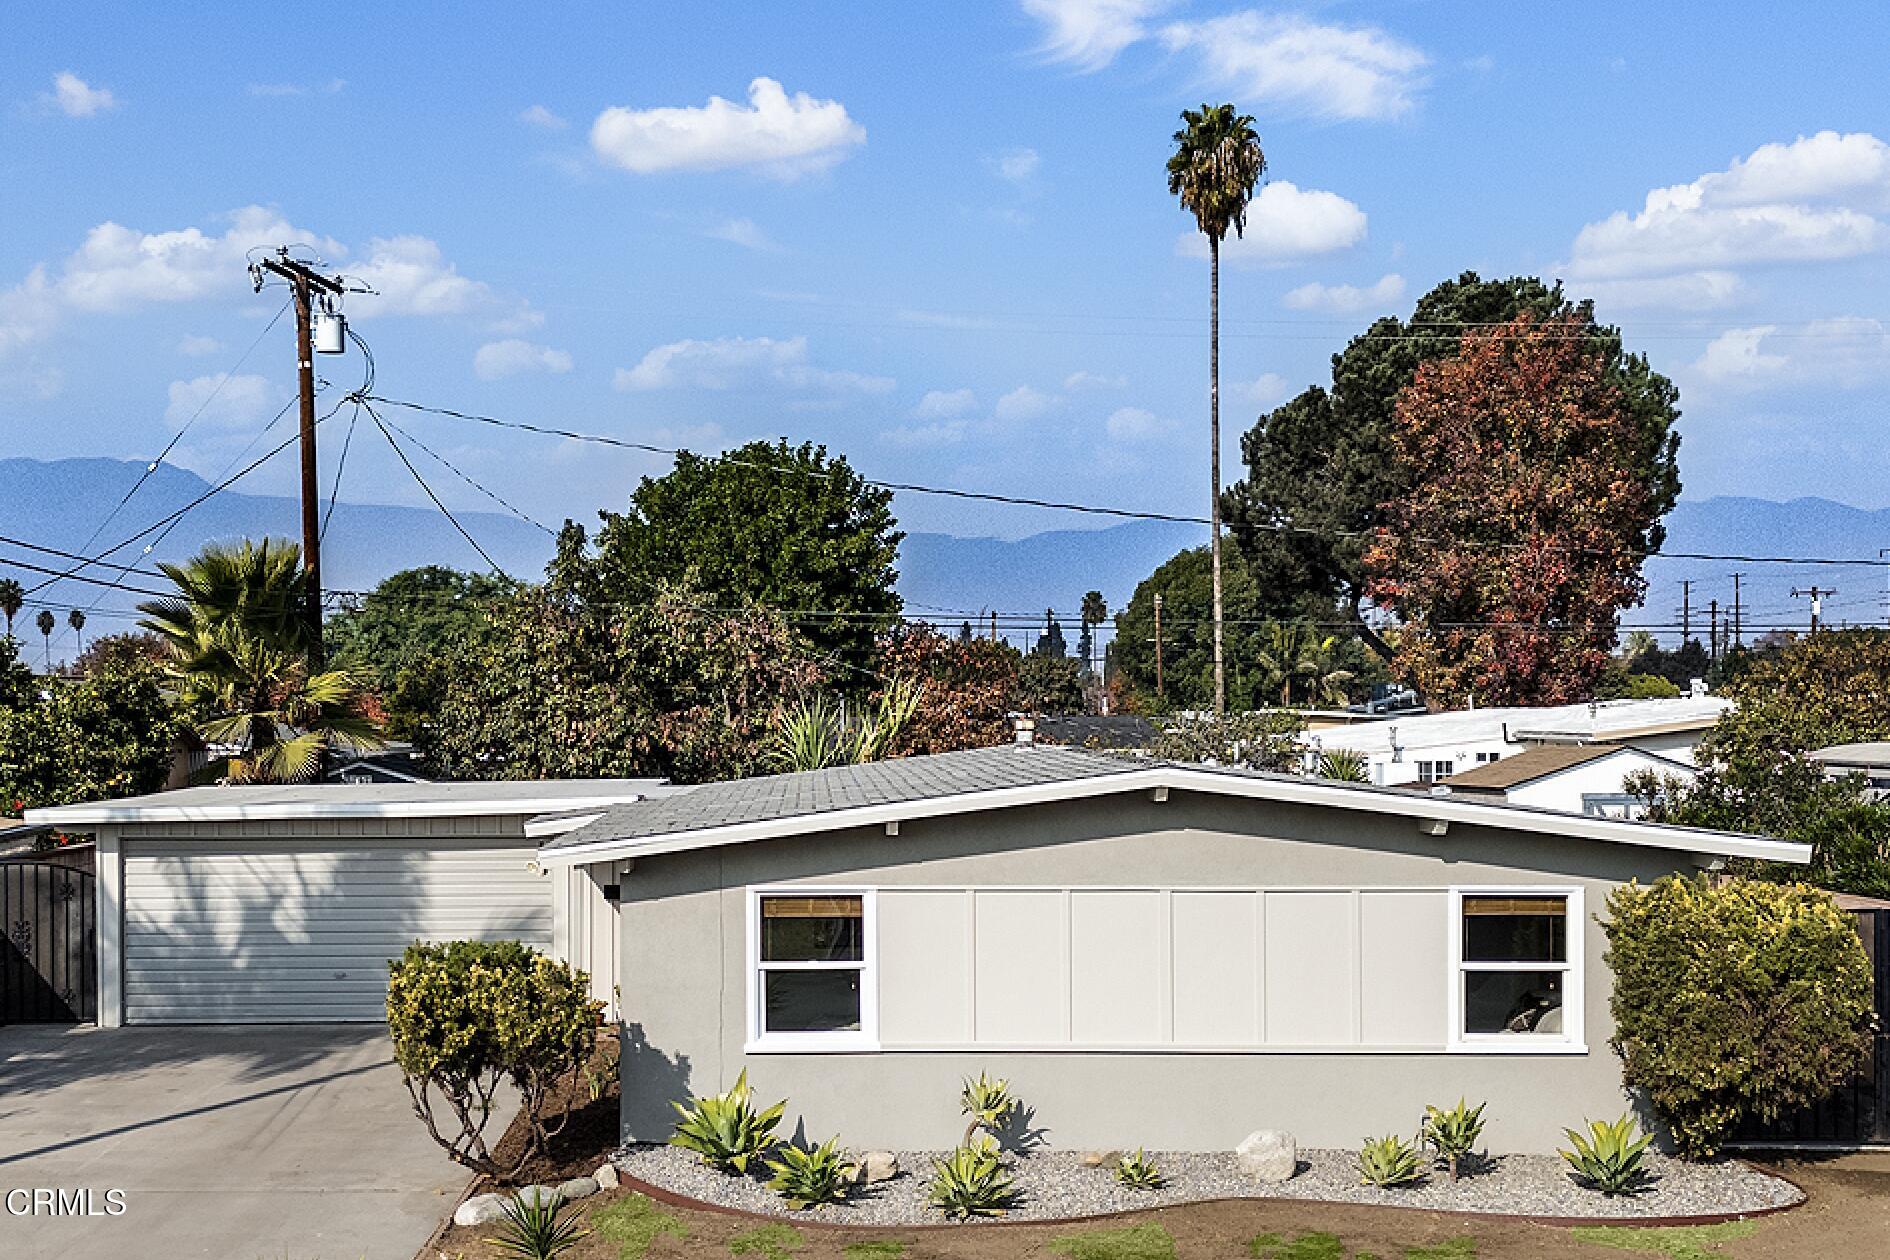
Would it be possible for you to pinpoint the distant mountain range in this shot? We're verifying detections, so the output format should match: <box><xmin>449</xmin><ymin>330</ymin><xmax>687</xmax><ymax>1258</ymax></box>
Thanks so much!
<box><xmin>1</xmin><ymin>458</ymin><xmax>1882</xmax><ymax>655</ymax></box>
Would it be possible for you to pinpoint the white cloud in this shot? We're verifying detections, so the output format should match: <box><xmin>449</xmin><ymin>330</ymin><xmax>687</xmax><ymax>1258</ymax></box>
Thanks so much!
<box><xmin>1283</xmin><ymin>273</ymin><xmax>1405</xmax><ymax>314</ymax></box>
<box><xmin>1064</xmin><ymin>370</ymin><xmax>1127</xmax><ymax>391</ymax></box>
<box><xmin>914</xmin><ymin>388</ymin><xmax>977</xmax><ymax>419</ymax></box>
<box><xmin>1104</xmin><ymin>406</ymin><xmax>1168</xmax><ymax>441</ymax></box>
<box><xmin>992</xmin><ymin>148</ymin><xmax>1041</xmax><ymax>182</ymax></box>
<box><xmin>1575</xmin><ymin>271</ymin><xmax>1744</xmax><ymax>313</ymax></box>
<box><xmin>994</xmin><ymin>384</ymin><xmax>1059</xmax><ymax>421</ymax></box>
<box><xmin>614</xmin><ymin>335</ymin><xmax>892</xmax><ymax>395</ymax></box>
<box><xmin>882</xmin><ymin>421</ymin><xmax>968</xmax><ymax>449</ymax></box>
<box><xmin>519</xmin><ymin>104</ymin><xmax>567</xmax><ymax>130</ymax></box>
<box><xmin>177</xmin><ymin>334</ymin><xmax>224</xmax><ymax>356</ymax></box>
<box><xmin>46</xmin><ymin>72</ymin><xmax>116</xmax><ymax>117</ymax></box>
<box><xmin>473</xmin><ymin>339</ymin><xmax>573</xmax><ymax>380</ymax></box>
<box><xmin>349</xmin><ymin>235</ymin><xmax>540</xmax><ymax>329</ymax></box>
<box><xmin>1242</xmin><ymin>372</ymin><xmax>1291</xmax><ymax>405</ymax></box>
<box><xmin>164</xmin><ymin>373</ymin><xmax>278</xmax><ymax>430</ymax></box>
<box><xmin>705</xmin><ymin>218</ymin><xmax>777</xmax><ymax>251</ymax></box>
<box><xmin>590</xmin><ymin>77</ymin><xmax>865</xmax><ymax>177</ymax></box>
<box><xmin>1690</xmin><ymin>318</ymin><xmax>1889</xmax><ymax>389</ymax></box>
<box><xmin>1159</xmin><ymin>13</ymin><xmax>1428</xmax><ymax>121</ymax></box>
<box><xmin>1177</xmin><ymin>181</ymin><xmax>1367</xmax><ymax>266</ymax></box>
<box><xmin>1565</xmin><ymin>132</ymin><xmax>1890</xmax><ymax>307</ymax></box>
<box><xmin>1021</xmin><ymin>0</ymin><xmax>1172</xmax><ymax>71</ymax></box>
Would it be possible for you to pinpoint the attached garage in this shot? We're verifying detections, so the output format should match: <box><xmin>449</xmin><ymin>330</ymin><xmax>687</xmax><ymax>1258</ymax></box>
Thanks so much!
<box><xmin>29</xmin><ymin>780</ymin><xmax>667</xmax><ymax>1026</ymax></box>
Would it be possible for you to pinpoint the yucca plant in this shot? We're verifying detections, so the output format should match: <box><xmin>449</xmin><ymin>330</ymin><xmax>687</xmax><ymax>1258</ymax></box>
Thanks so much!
<box><xmin>1560</xmin><ymin>1115</ymin><xmax>1654</xmax><ymax>1196</ymax></box>
<box><xmin>669</xmin><ymin>1070</ymin><xmax>785</xmax><ymax>1174</ymax></box>
<box><xmin>489</xmin><ymin>1192</ymin><xmax>587</xmax><ymax>1260</ymax></box>
<box><xmin>1420</xmin><ymin>1099</ymin><xmax>1487</xmax><ymax>1182</ymax></box>
<box><xmin>1114</xmin><ymin>1149</ymin><xmax>1166</xmax><ymax>1191</ymax></box>
<box><xmin>1355</xmin><ymin>1134</ymin><xmax>1426</xmax><ymax>1188</ymax></box>
<box><xmin>926</xmin><ymin>1141</ymin><xmax>1018</xmax><ymax>1219</ymax></box>
<box><xmin>959</xmin><ymin>1072</ymin><xmax>1019</xmax><ymax>1148</ymax></box>
<box><xmin>764</xmin><ymin>1137</ymin><xmax>857</xmax><ymax>1210</ymax></box>
<box><xmin>1315</xmin><ymin>748</ymin><xmax>1370</xmax><ymax>783</ymax></box>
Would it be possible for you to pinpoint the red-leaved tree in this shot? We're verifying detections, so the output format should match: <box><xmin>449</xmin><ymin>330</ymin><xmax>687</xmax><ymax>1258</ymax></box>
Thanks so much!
<box><xmin>1363</xmin><ymin>313</ymin><xmax>1664</xmax><ymax>705</ymax></box>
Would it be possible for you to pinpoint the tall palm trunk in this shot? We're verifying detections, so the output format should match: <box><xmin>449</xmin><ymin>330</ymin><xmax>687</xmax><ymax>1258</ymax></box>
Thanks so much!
<box><xmin>1209</xmin><ymin>233</ymin><xmax>1227</xmax><ymax>715</ymax></box>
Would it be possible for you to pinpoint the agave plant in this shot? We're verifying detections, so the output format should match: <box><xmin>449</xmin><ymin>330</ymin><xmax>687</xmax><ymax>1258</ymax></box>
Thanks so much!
<box><xmin>489</xmin><ymin>1192</ymin><xmax>587</xmax><ymax>1260</ymax></box>
<box><xmin>1114</xmin><ymin>1149</ymin><xmax>1166</xmax><ymax>1191</ymax></box>
<box><xmin>764</xmin><ymin>1136</ymin><xmax>857</xmax><ymax>1210</ymax></box>
<box><xmin>769</xmin><ymin>677</ymin><xmax>922</xmax><ymax>773</ymax></box>
<box><xmin>669</xmin><ymin>1070</ymin><xmax>785</xmax><ymax>1174</ymax></box>
<box><xmin>1560</xmin><ymin>1115</ymin><xmax>1654</xmax><ymax>1196</ymax></box>
<box><xmin>1420</xmin><ymin>1099</ymin><xmax>1488</xmax><ymax>1182</ymax></box>
<box><xmin>1315</xmin><ymin>749</ymin><xmax>1371</xmax><ymax>783</ymax></box>
<box><xmin>1355</xmin><ymin>1134</ymin><xmax>1426</xmax><ymax>1188</ymax></box>
<box><xmin>958</xmin><ymin>1072</ymin><xmax>1019</xmax><ymax>1148</ymax></box>
<box><xmin>926</xmin><ymin>1141</ymin><xmax>1017</xmax><ymax>1219</ymax></box>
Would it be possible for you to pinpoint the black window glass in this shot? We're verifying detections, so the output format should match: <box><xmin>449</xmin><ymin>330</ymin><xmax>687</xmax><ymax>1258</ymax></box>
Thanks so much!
<box><xmin>760</xmin><ymin>896</ymin><xmax>863</xmax><ymax>962</ymax></box>
<box><xmin>1462</xmin><ymin>896</ymin><xmax>1566</xmax><ymax>963</ymax></box>
<box><xmin>1464</xmin><ymin>970</ymin><xmax>1565</xmax><ymax>1034</ymax></box>
<box><xmin>763</xmin><ymin>969</ymin><xmax>862</xmax><ymax>1033</ymax></box>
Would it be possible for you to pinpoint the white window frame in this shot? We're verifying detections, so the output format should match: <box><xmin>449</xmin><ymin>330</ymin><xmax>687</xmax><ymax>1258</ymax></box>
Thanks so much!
<box><xmin>1416</xmin><ymin>759</ymin><xmax>1455</xmax><ymax>783</ymax></box>
<box><xmin>1445</xmin><ymin>885</ymin><xmax>1585</xmax><ymax>1055</ymax></box>
<box><xmin>745</xmin><ymin>886</ymin><xmax>879</xmax><ymax>1053</ymax></box>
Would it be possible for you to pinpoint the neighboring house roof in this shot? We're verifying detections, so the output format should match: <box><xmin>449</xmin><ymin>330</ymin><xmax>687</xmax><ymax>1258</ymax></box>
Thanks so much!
<box><xmin>1307</xmin><ymin>695</ymin><xmax>1729</xmax><ymax>757</ymax></box>
<box><xmin>1037</xmin><ymin>715</ymin><xmax>1158</xmax><ymax>749</ymax></box>
<box><xmin>26</xmin><ymin>778</ymin><xmax>676</xmax><ymax>826</ymax></box>
<box><xmin>1808</xmin><ymin>742</ymin><xmax>1890</xmax><ymax>769</ymax></box>
<box><xmin>536</xmin><ymin>743</ymin><xmax>1804</xmax><ymax>867</ymax></box>
<box><xmin>1439</xmin><ymin>744</ymin><xmax>1692</xmax><ymax>793</ymax></box>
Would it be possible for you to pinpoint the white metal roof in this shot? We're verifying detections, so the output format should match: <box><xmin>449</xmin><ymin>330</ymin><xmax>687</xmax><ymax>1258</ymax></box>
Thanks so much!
<box><xmin>1307</xmin><ymin>695</ymin><xmax>1730</xmax><ymax>757</ymax></box>
<box><xmin>27</xmin><ymin>778</ymin><xmax>676</xmax><ymax>825</ymax></box>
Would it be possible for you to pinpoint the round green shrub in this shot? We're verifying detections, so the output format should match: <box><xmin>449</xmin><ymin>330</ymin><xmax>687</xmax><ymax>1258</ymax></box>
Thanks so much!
<box><xmin>1602</xmin><ymin>876</ymin><xmax>1875</xmax><ymax>1157</ymax></box>
<box><xmin>386</xmin><ymin>939</ymin><xmax>600</xmax><ymax>1179</ymax></box>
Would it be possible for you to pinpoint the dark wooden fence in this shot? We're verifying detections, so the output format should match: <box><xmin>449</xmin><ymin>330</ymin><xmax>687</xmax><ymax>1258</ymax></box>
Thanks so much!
<box><xmin>0</xmin><ymin>859</ymin><xmax>97</xmax><ymax>1024</ymax></box>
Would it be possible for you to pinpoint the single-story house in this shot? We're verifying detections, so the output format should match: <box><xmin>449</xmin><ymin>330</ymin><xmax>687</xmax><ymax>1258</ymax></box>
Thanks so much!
<box><xmin>1438</xmin><ymin>744</ymin><xmax>1696</xmax><ymax>818</ymax></box>
<box><xmin>1304</xmin><ymin>694</ymin><xmax>1729</xmax><ymax>788</ymax></box>
<box><xmin>1808</xmin><ymin>742</ymin><xmax>1890</xmax><ymax>799</ymax></box>
<box><xmin>534</xmin><ymin>742</ymin><xmax>1803</xmax><ymax>1153</ymax></box>
<box><xmin>26</xmin><ymin>779</ymin><xmax>675</xmax><ymax>1026</ymax></box>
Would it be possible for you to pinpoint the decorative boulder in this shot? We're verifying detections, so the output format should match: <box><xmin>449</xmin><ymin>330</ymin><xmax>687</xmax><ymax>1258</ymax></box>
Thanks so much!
<box><xmin>859</xmin><ymin>1151</ymin><xmax>900</xmax><ymax>1183</ymax></box>
<box><xmin>558</xmin><ymin>1176</ymin><xmax>600</xmax><ymax>1202</ymax></box>
<box><xmin>1235</xmin><ymin>1130</ymin><xmax>1298</xmax><ymax>1183</ymax></box>
<box><xmin>1080</xmin><ymin>1150</ymin><xmax>1125</xmax><ymax>1169</ymax></box>
<box><xmin>594</xmin><ymin>1163</ymin><xmax>621</xmax><ymax>1190</ymax></box>
<box><xmin>453</xmin><ymin>1192</ymin><xmax>511</xmax><ymax>1227</ymax></box>
<box><xmin>513</xmin><ymin>1184</ymin><xmax>562</xmax><ymax>1210</ymax></box>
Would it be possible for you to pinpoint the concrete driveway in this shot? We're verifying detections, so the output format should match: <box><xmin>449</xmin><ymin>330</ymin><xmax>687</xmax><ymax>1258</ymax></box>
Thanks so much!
<box><xmin>0</xmin><ymin>1023</ymin><xmax>488</xmax><ymax>1260</ymax></box>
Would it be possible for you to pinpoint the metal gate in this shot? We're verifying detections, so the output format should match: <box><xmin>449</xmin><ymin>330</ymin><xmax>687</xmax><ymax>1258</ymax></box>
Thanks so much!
<box><xmin>1735</xmin><ymin>907</ymin><xmax>1889</xmax><ymax>1146</ymax></box>
<box><xmin>1</xmin><ymin>860</ymin><xmax>97</xmax><ymax>1023</ymax></box>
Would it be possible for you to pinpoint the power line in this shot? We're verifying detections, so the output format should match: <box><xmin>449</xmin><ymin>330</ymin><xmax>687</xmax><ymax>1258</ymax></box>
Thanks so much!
<box><xmin>362</xmin><ymin>403</ymin><xmax>506</xmax><ymax>575</ymax></box>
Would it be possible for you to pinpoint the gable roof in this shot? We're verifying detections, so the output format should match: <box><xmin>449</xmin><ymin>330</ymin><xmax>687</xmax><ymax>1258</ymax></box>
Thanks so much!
<box><xmin>1439</xmin><ymin>744</ymin><xmax>1690</xmax><ymax>792</ymax></box>
<box><xmin>536</xmin><ymin>743</ymin><xmax>1805</xmax><ymax>867</ymax></box>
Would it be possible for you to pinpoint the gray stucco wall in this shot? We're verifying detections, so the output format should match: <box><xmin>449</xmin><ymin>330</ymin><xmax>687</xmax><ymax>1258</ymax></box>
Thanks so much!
<box><xmin>616</xmin><ymin>789</ymin><xmax>1686</xmax><ymax>1153</ymax></box>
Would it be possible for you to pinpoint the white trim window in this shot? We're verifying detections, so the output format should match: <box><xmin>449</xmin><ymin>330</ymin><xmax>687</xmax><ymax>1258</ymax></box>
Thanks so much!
<box><xmin>1447</xmin><ymin>887</ymin><xmax>1584</xmax><ymax>1053</ymax></box>
<box><xmin>1416</xmin><ymin>759</ymin><xmax>1455</xmax><ymax>783</ymax></box>
<box><xmin>746</xmin><ymin>888</ymin><xmax>877</xmax><ymax>1051</ymax></box>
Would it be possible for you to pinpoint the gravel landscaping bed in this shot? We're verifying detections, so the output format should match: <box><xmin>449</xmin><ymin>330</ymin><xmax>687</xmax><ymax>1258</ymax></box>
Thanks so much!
<box><xmin>614</xmin><ymin>1142</ymin><xmax>1801</xmax><ymax>1226</ymax></box>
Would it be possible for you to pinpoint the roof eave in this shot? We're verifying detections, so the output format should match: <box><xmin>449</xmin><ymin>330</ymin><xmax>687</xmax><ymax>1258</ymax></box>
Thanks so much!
<box><xmin>26</xmin><ymin>793</ymin><xmax>655</xmax><ymax>827</ymax></box>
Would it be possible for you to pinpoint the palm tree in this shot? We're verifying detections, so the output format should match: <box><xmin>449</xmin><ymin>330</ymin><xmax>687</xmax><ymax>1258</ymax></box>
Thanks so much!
<box><xmin>1079</xmin><ymin>590</ymin><xmax>1107</xmax><ymax>676</ymax></box>
<box><xmin>0</xmin><ymin>579</ymin><xmax>21</xmax><ymax>639</ymax></box>
<box><xmin>1255</xmin><ymin>623</ymin><xmax>1356</xmax><ymax>708</ymax></box>
<box><xmin>1169</xmin><ymin>103</ymin><xmax>1265</xmax><ymax>716</ymax></box>
<box><xmin>137</xmin><ymin>538</ymin><xmax>380</xmax><ymax>783</ymax></box>
<box><xmin>34</xmin><ymin>609</ymin><xmax>55</xmax><ymax>670</ymax></box>
<box><xmin>66</xmin><ymin>608</ymin><xmax>86</xmax><ymax>656</ymax></box>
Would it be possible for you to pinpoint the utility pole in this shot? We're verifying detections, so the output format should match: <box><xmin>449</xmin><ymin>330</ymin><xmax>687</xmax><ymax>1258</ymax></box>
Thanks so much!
<box><xmin>1791</xmin><ymin>586</ymin><xmax>1834</xmax><ymax>634</ymax></box>
<box><xmin>1729</xmin><ymin>572</ymin><xmax>1744</xmax><ymax>649</ymax></box>
<box><xmin>252</xmin><ymin>249</ymin><xmax>346</xmax><ymax>667</ymax></box>
<box><xmin>1708</xmin><ymin>599</ymin><xmax>1720</xmax><ymax>662</ymax></box>
<box><xmin>1880</xmin><ymin>550</ymin><xmax>1890</xmax><ymax>627</ymax></box>
<box><xmin>1152</xmin><ymin>593</ymin><xmax>1165</xmax><ymax>702</ymax></box>
<box><xmin>989</xmin><ymin>611</ymin><xmax>997</xmax><ymax>643</ymax></box>
<box><xmin>1679</xmin><ymin>579</ymin><xmax>1692</xmax><ymax>644</ymax></box>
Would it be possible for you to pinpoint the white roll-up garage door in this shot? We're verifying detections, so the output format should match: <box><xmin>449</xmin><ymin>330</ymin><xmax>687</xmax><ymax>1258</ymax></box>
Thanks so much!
<box><xmin>122</xmin><ymin>837</ymin><xmax>552</xmax><ymax>1023</ymax></box>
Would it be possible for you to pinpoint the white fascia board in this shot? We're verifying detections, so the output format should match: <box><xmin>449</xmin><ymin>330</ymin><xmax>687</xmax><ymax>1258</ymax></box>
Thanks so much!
<box><xmin>26</xmin><ymin>793</ymin><xmax>653</xmax><ymax>827</ymax></box>
<box><xmin>539</xmin><ymin>765</ymin><xmax>1807</xmax><ymax>868</ymax></box>
<box><xmin>524</xmin><ymin>811</ymin><xmax>608</xmax><ymax>840</ymax></box>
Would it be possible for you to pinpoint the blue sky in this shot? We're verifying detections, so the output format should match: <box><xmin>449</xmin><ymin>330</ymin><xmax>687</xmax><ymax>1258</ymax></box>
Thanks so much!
<box><xmin>4</xmin><ymin>1</ymin><xmax>1889</xmax><ymax>546</ymax></box>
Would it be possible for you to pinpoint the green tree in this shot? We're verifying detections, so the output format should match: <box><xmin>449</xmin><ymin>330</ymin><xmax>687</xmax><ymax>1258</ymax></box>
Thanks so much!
<box><xmin>0</xmin><ymin>578</ymin><xmax>21</xmax><ymax>639</ymax></box>
<box><xmin>589</xmin><ymin>440</ymin><xmax>902</xmax><ymax>675</ymax></box>
<box><xmin>1253</xmin><ymin>623</ymin><xmax>1356</xmax><ymax>708</ymax></box>
<box><xmin>326</xmin><ymin>566</ymin><xmax>520</xmax><ymax>741</ymax></box>
<box><xmin>0</xmin><ymin>637</ymin><xmax>183</xmax><ymax>809</ymax></box>
<box><xmin>1015</xmin><ymin>654</ymin><xmax>1085</xmax><ymax>715</ymax></box>
<box><xmin>1224</xmin><ymin>273</ymin><xmax>1682</xmax><ymax>662</ymax></box>
<box><xmin>1078</xmin><ymin>590</ymin><xmax>1107</xmax><ymax>676</ymax></box>
<box><xmin>137</xmin><ymin>538</ymin><xmax>380</xmax><ymax>783</ymax></box>
<box><xmin>1169</xmin><ymin>102</ymin><xmax>1266</xmax><ymax>715</ymax></box>
<box><xmin>1150</xmin><ymin>710</ymin><xmax>1304</xmax><ymax>771</ymax></box>
<box><xmin>878</xmin><ymin>623</ymin><xmax>1018</xmax><ymax>756</ymax></box>
<box><xmin>34</xmin><ymin>609</ymin><xmax>54</xmax><ymax>668</ymax></box>
<box><xmin>1033</xmin><ymin>610</ymin><xmax>1068</xmax><ymax>658</ymax></box>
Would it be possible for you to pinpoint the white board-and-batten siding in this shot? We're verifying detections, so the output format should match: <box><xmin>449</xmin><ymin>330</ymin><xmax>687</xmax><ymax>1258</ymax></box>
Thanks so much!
<box><xmin>873</xmin><ymin>886</ymin><xmax>1448</xmax><ymax>1051</ymax></box>
<box><xmin>120</xmin><ymin>823</ymin><xmax>550</xmax><ymax>1023</ymax></box>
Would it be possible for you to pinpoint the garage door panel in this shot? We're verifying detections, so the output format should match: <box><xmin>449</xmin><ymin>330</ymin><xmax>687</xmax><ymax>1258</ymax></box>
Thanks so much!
<box><xmin>122</xmin><ymin>839</ymin><xmax>551</xmax><ymax>1023</ymax></box>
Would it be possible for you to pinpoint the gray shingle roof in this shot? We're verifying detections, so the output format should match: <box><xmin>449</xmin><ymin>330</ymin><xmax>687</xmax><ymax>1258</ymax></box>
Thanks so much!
<box><xmin>540</xmin><ymin>744</ymin><xmax>1137</xmax><ymax>849</ymax></box>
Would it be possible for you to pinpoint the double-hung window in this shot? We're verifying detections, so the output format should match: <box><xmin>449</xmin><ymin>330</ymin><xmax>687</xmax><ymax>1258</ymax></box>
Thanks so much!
<box><xmin>1449</xmin><ymin>888</ymin><xmax>1583</xmax><ymax>1052</ymax></box>
<box><xmin>748</xmin><ymin>890</ymin><xmax>876</xmax><ymax>1050</ymax></box>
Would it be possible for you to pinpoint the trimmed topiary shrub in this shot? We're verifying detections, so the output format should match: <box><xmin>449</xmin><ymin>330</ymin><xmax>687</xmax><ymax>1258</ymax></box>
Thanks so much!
<box><xmin>1603</xmin><ymin>876</ymin><xmax>1875</xmax><ymax>1157</ymax></box>
<box><xmin>386</xmin><ymin>939</ymin><xmax>601</xmax><ymax>1179</ymax></box>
